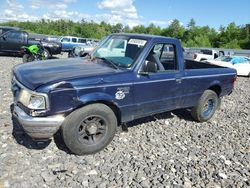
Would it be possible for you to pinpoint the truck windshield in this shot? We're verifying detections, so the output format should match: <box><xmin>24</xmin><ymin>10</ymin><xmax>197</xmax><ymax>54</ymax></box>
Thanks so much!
<box><xmin>91</xmin><ymin>36</ymin><xmax>147</xmax><ymax>68</ymax></box>
<box><xmin>215</xmin><ymin>56</ymin><xmax>232</xmax><ymax>62</ymax></box>
<box><xmin>200</xmin><ymin>49</ymin><xmax>213</xmax><ymax>55</ymax></box>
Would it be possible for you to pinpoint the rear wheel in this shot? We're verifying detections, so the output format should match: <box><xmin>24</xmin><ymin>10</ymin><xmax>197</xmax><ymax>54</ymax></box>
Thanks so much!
<box><xmin>43</xmin><ymin>49</ymin><xmax>51</xmax><ymax>59</ymax></box>
<box><xmin>68</xmin><ymin>50</ymin><xmax>75</xmax><ymax>58</ymax></box>
<box><xmin>191</xmin><ymin>90</ymin><xmax>219</xmax><ymax>122</ymax></box>
<box><xmin>22</xmin><ymin>54</ymin><xmax>35</xmax><ymax>63</ymax></box>
<box><xmin>62</xmin><ymin>103</ymin><xmax>117</xmax><ymax>155</ymax></box>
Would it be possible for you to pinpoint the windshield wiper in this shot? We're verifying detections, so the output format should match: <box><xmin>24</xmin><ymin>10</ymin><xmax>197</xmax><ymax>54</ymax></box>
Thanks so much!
<box><xmin>95</xmin><ymin>57</ymin><xmax>119</xmax><ymax>69</ymax></box>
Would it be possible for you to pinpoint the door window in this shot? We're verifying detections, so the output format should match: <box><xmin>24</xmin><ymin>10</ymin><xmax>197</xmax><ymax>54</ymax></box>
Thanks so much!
<box><xmin>61</xmin><ymin>37</ymin><xmax>70</xmax><ymax>42</ymax></box>
<box><xmin>160</xmin><ymin>44</ymin><xmax>177</xmax><ymax>70</ymax></box>
<box><xmin>3</xmin><ymin>31</ymin><xmax>23</xmax><ymax>42</ymax></box>
<box><xmin>143</xmin><ymin>43</ymin><xmax>178</xmax><ymax>72</ymax></box>
<box><xmin>111</xmin><ymin>39</ymin><xmax>125</xmax><ymax>49</ymax></box>
<box><xmin>72</xmin><ymin>38</ymin><xmax>77</xmax><ymax>43</ymax></box>
<box><xmin>78</xmin><ymin>38</ymin><xmax>86</xmax><ymax>43</ymax></box>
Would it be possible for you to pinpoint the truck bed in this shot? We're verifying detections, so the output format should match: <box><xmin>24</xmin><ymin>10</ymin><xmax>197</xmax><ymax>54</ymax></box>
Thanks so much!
<box><xmin>184</xmin><ymin>59</ymin><xmax>223</xmax><ymax>69</ymax></box>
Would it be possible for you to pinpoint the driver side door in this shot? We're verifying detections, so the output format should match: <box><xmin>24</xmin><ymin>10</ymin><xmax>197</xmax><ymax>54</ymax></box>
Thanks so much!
<box><xmin>133</xmin><ymin>43</ymin><xmax>183</xmax><ymax>119</ymax></box>
<box><xmin>1</xmin><ymin>30</ymin><xmax>25</xmax><ymax>52</ymax></box>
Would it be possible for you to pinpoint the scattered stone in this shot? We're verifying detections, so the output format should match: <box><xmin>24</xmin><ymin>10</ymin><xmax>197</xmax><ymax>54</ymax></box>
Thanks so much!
<box><xmin>218</xmin><ymin>172</ymin><xmax>228</xmax><ymax>179</ymax></box>
<box><xmin>140</xmin><ymin>179</ymin><xmax>150</xmax><ymax>187</ymax></box>
<box><xmin>81</xmin><ymin>180</ymin><xmax>89</xmax><ymax>187</ymax></box>
<box><xmin>224</xmin><ymin>160</ymin><xmax>232</xmax><ymax>166</ymax></box>
<box><xmin>85</xmin><ymin>169</ymin><xmax>98</xmax><ymax>176</ymax></box>
<box><xmin>183</xmin><ymin>181</ymin><xmax>192</xmax><ymax>188</ymax></box>
<box><xmin>4</xmin><ymin>180</ymin><xmax>10</xmax><ymax>188</ymax></box>
<box><xmin>48</xmin><ymin>163</ymin><xmax>61</xmax><ymax>169</ymax></box>
<box><xmin>72</xmin><ymin>170</ymin><xmax>78</xmax><ymax>175</ymax></box>
<box><xmin>41</xmin><ymin>172</ymin><xmax>56</xmax><ymax>183</ymax></box>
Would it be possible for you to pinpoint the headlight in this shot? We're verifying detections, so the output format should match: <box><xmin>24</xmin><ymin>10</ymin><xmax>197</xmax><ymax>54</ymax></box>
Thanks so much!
<box><xmin>28</xmin><ymin>95</ymin><xmax>46</xmax><ymax>109</ymax></box>
<box><xmin>19</xmin><ymin>89</ymin><xmax>47</xmax><ymax>110</ymax></box>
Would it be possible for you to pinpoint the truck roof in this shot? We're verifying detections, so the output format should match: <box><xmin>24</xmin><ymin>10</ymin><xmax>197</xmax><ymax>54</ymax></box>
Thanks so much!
<box><xmin>111</xmin><ymin>32</ymin><xmax>177</xmax><ymax>41</ymax></box>
<box><xmin>0</xmin><ymin>26</ymin><xmax>20</xmax><ymax>30</ymax></box>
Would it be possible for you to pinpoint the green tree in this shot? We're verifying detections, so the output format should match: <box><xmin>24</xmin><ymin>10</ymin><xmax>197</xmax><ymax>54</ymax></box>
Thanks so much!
<box><xmin>146</xmin><ymin>23</ymin><xmax>161</xmax><ymax>35</ymax></box>
<box><xmin>0</xmin><ymin>19</ymin><xmax>249</xmax><ymax>49</ymax></box>
<box><xmin>187</xmin><ymin>18</ymin><xmax>196</xmax><ymax>29</ymax></box>
<box><xmin>131</xmin><ymin>25</ymin><xmax>147</xmax><ymax>33</ymax></box>
<box><xmin>161</xmin><ymin>19</ymin><xmax>185</xmax><ymax>39</ymax></box>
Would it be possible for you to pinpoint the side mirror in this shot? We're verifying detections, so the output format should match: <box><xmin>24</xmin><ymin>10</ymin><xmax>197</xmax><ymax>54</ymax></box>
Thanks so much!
<box><xmin>139</xmin><ymin>61</ymin><xmax>157</xmax><ymax>76</ymax></box>
<box><xmin>145</xmin><ymin>61</ymin><xmax>157</xmax><ymax>73</ymax></box>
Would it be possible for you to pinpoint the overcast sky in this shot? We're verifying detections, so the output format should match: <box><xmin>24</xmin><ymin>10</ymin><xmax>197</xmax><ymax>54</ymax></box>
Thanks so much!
<box><xmin>0</xmin><ymin>0</ymin><xmax>249</xmax><ymax>28</ymax></box>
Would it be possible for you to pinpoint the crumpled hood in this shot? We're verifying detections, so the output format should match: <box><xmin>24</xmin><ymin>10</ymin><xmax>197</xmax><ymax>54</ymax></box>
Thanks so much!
<box><xmin>13</xmin><ymin>58</ymin><xmax>116</xmax><ymax>90</ymax></box>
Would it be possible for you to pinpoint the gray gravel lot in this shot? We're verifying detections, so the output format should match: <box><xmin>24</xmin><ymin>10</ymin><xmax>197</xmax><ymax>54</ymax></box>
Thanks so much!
<box><xmin>0</xmin><ymin>54</ymin><xmax>249</xmax><ymax>188</ymax></box>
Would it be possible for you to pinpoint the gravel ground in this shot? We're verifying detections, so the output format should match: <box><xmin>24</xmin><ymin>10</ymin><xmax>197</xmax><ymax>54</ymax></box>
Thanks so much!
<box><xmin>0</xmin><ymin>54</ymin><xmax>249</xmax><ymax>188</ymax></box>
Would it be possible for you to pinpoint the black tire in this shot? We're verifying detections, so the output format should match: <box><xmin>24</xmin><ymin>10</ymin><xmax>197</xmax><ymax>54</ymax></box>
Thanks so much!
<box><xmin>62</xmin><ymin>103</ymin><xmax>117</xmax><ymax>155</ymax></box>
<box><xmin>43</xmin><ymin>48</ymin><xmax>51</xmax><ymax>59</ymax></box>
<box><xmin>68</xmin><ymin>50</ymin><xmax>75</xmax><ymax>58</ymax></box>
<box><xmin>191</xmin><ymin>90</ymin><xmax>219</xmax><ymax>122</ymax></box>
<box><xmin>22</xmin><ymin>54</ymin><xmax>34</xmax><ymax>63</ymax></box>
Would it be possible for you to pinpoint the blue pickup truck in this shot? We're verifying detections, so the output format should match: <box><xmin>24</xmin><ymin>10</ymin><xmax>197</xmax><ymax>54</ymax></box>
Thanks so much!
<box><xmin>11</xmin><ymin>33</ymin><xmax>237</xmax><ymax>155</ymax></box>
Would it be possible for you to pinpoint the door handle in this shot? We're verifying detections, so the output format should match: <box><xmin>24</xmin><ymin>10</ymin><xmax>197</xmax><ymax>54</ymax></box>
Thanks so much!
<box><xmin>176</xmin><ymin>78</ymin><xmax>182</xmax><ymax>84</ymax></box>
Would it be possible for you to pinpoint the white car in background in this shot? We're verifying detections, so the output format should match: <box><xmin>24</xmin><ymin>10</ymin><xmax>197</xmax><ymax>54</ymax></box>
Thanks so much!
<box><xmin>206</xmin><ymin>56</ymin><xmax>250</xmax><ymax>76</ymax></box>
<box><xmin>193</xmin><ymin>49</ymin><xmax>219</xmax><ymax>61</ymax></box>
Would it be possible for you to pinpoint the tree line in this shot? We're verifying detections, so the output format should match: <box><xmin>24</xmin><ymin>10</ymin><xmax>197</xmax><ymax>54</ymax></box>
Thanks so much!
<box><xmin>1</xmin><ymin>19</ymin><xmax>249</xmax><ymax>49</ymax></box>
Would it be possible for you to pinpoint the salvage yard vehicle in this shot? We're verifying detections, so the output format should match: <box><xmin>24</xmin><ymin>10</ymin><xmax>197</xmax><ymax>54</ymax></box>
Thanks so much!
<box><xmin>59</xmin><ymin>36</ymin><xmax>99</xmax><ymax>52</ymax></box>
<box><xmin>0</xmin><ymin>29</ymin><xmax>61</xmax><ymax>58</ymax></box>
<box><xmin>206</xmin><ymin>56</ymin><xmax>250</xmax><ymax>76</ymax></box>
<box><xmin>68</xmin><ymin>44</ymin><xmax>97</xmax><ymax>58</ymax></box>
<box><xmin>193</xmin><ymin>49</ymin><xmax>219</xmax><ymax>61</ymax></box>
<box><xmin>12</xmin><ymin>33</ymin><xmax>237</xmax><ymax>155</ymax></box>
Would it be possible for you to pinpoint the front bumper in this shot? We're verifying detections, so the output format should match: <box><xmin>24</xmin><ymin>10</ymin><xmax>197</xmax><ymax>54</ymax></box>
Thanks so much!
<box><xmin>13</xmin><ymin>106</ymin><xmax>65</xmax><ymax>139</ymax></box>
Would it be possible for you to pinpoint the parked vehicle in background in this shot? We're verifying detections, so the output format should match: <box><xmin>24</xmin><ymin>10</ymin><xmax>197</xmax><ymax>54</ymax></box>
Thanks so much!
<box><xmin>193</xmin><ymin>49</ymin><xmax>219</xmax><ymax>61</ymax></box>
<box><xmin>206</xmin><ymin>56</ymin><xmax>250</xmax><ymax>76</ymax></box>
<box><xmin>21</xmin><ymin>43</ymin><xmax>46</xmax><ymax>63</ymax></box>
<box><xmin>12</xmin><ymin>33</ymin><xmax>237</xmax><ymax>155</ymax></box>
<box><xmin>185</xmin><ymin>48</ymin><xmax>238</xmax><ymax>61</ymax></box>
<box><xmin>59</xmin><ymin>36</ymin><xmax>87</xmax><ymax>52</ymax></box>
<box><xmin>0</xmin><ymin>30</ymin><xmax>61</xmax><ymax>58</ymax></box>
<box><xmin>68</xmin><ymin>44</ymin><xmax>97</xmax><ymax>57</ymax></box>
<box><xmin>59</xmin><ymin>36</ymin><xmax>99</xmax><ymax>52</ymax></box>
<box><xmin>43</xmin><ymin>36</ymin><xmax>59</xmax><ymax>42</ymax></box>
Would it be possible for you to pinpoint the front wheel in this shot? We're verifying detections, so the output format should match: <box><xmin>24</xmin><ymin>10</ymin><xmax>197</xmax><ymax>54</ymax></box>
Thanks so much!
<box><xmin>22</xmin><ymin>54</ymin><xmax>35</xmax><ymax>63</ymax></box>
<box><xmin>191</xmin><ymin>90</ymin><xmax>219</xmax><ymax>122</ymax></box>
<box><xmin>62</xmin><ymin>103</ymin><xmax>117</xmax><ymax>155</ymax></box>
